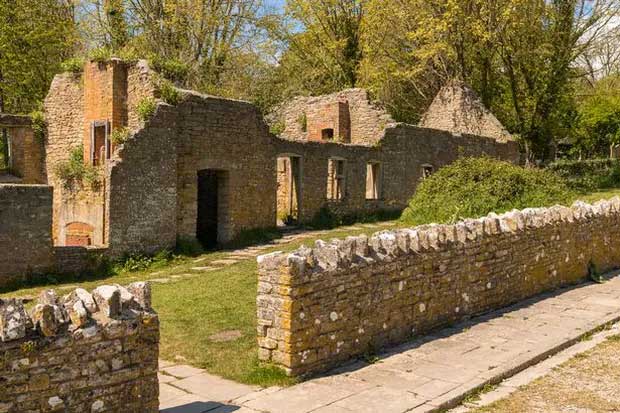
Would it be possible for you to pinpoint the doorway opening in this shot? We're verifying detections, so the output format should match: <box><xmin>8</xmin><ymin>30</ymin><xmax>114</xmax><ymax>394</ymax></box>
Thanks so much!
<box><xmin>276</xmin><ymin>155</ymin><xmax>302</xmax><ymax>227</ymax></box>
<box><xmin>197</xmin><ymin>169</ymin><xmax>223</xmax><ymax>249</ymax></box>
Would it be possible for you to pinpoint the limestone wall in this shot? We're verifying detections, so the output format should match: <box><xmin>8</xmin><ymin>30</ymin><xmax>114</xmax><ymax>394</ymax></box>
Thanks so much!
<box><xmin>0</xmin><ymin>185</ymin><xmax>54</xmax><ymax>284</ymax></box>
<box><xmin>257</xmin><ymin>198</ymin><xmax>620</xmax><ymax>376</ymax></box>
<box><xmin>106</xmin><ymin>104</ymin><xmax>178</xmax><ymax>257</ymax></box>
<box><xmin>273</xmin><ymin>89</ymin><xmax>395</xmax><ymax>145</ymax></box>
<box><xmin>0</xmin><ymin>282</ymin><xmax>159</xmax><ymax>412</ymax></box>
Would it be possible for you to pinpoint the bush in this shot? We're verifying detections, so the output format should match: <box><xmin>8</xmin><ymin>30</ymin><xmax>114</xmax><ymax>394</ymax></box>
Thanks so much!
<box><xmin>401</xmin><ymin>157</ymin><xmax>575</xmax><ymax>226</ymax></box>
<box><xmin>110</xmin><ymin>127</ymin><xmax>131</xmax><ymax>145</ymax></box>
<box><xmin>150</xmin><ymin>56</ymin><xmax>189</xmax><ymax>84</ymax></box>
<box><xmin>60</xmin><ymin>57</ymin><xmax>85</xmax><ymax>73</ymax></box>
<box><xmin>136</xmin><ymin>97</ymin><xmax>157</xmax><ymax>121</ymax></box>
<box><xmin>88</xmin><ymin>47</ymin><xmax>112</xmax><ymax>63</ymax></box>
<box><xmin>309</xmin><ymin>207</ymin><xmax>402</xmax><ymax>230</ymax></box>
<box><xmin>157</xmin><ymin>78</ymin><xmax>182</xmax><ymax>105</ymax></box>
<box><xmin>29</xmin><ymin>110</ymin><xmax>46</xmax><ymax>142</ymax></box>
<box><xmin>175</xmin><ymin>237</ymin><xmax>204</xmax><ymax>257</ymax></box>
<box><xmin>54</xmin><ymin>145</ymin><xmax>100</xmax><ymax>190</ymax></box>
<box><xmin>547</xmin><ymin>159</ymin><xmax>620</xmax><ymax>192</ymax></box>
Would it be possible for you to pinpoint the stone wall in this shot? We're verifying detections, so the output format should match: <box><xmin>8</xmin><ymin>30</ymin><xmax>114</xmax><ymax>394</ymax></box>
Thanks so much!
<box><xmin>106</xmin><ymin>104</ymin><xmax>178</xmax><ymax>257</ymax></box>
<box><xmin>273</xmin><ymin>89</ymin><xmax>396</xmax><ymax>145</ymax></box>
<box><xmin>0</xmin><ymin>282</ymin><xmax>159</xmax><ymax>412</ymax></box>
<box><xmin>174</xmin><ymin>92</ymin><xmax>277</xmax><ymax>243</ymax></box>
<box><xmin>257</xmin><ymin>198</ymin><xmax>620</xmax><ymax>376</ymax></box>
<box><xmin>6</xmin><ymin>127</ymin><xmax>45</xmax><ymax>184</ymax></box>
<box><xmin>0</xmin><ymin>185</ymin><xmax>54</xmax><ymax>284</ymax></box>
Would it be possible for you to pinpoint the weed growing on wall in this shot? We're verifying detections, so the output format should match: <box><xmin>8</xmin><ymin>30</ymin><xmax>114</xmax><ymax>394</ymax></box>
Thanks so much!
<box><xmin>136</xmin><ymin>97</ymin><xmax>157</xmax><ymax>121</ymax></box>
<box><xmin>270</xmin><ymin>121</ymin><xmax>285</xmax><ymax>136</ymax></box>
<box><xmin>110</xmin><ymin>127</ymin><xmax>131</xmax><ymax>145</ymax></box>
<box><xmin>401</xmin><ymin>157</ymin><xmax>576</xmax><ymax>226</ymax></box>
<box><xmin>60</xmin><ymin>57</ymin><xmax>85</xmax><ymax>73</ymax></box>
<box><xmin>157</xmin><ymin>78</ymin><xmax>182</xmax><ymax>105</ymax></box>
<box><xmin>29</xmin><ymin>110</ymin><xmax>46</xmax><ymax>142</ymax></box>
<box><xmin>54</xmin><ymin>145</ymin><xmax>100</xmax><ymax>190</ymax></box>
<box><xmin>88</xmin><ymin>47</ymin><xmax>112</xmax><ymax>63</ymax></box>
<box><xmin>150</xmin><ymin>56</ymin><xmax>189</xmax><ymax>84</ymax></box>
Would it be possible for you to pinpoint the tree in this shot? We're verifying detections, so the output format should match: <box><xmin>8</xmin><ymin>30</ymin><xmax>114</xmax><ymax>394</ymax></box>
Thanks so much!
<box><xmin>361</xmin><ymin>0</ymin><xmax>619</xmax><ymax>160</ymax></box>
<box><xmin>574</xmin><ymin>75</ymin><xmax>620</xmax><ymax>158</ymax></box>
<box><xmin>0</xmin><ymin>0</ymin><xmax>77</xmax><ymax>113</ymax></box>
<box><xmin>274</xmin><ymin>0</ymin><xmax>365</xmax><ymax>97</ymax></box>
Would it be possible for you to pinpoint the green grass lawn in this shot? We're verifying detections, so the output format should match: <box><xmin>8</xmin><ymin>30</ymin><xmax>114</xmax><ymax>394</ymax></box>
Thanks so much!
<box><xmin>572</xmin><ymin>187</ymin><xmax>620</xmax><ymax>203</ymax></box>
<box><xmin>1</xmin><ymin>222</ymin><xmax>400</xmax><ymax>387</ymax></box>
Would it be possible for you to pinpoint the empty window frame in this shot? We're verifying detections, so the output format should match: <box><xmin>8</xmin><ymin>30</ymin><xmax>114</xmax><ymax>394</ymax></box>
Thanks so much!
<box><xmin>90</xmin><ymin>120</ymin><xmax>111</xmax><ymax>166</ymax></box>
<box><xmin>421</xmin><ymin>164</ymin><xmax>434</xmax><ymax>179</ymax></box>
<box><xmin>327</xmin><ymin>158</ymin><xmax>346</xmax><ymax>200</ymax></box>
<box><xmin>366</xmin><ymin>162</ymin><xmax>382</xmax><ymax>200</ymax></box>
<box><xmin>322</xmin><ymin>128</ymin><xmax>335</xmax><ymax>140</ymax></box>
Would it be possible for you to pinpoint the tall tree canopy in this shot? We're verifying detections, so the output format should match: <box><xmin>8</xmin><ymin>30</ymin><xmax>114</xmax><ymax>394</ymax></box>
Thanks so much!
<box><xmin>0</xmin><ymin>0</ymin><xmax>77</xmax><ymax>113</ymax></box>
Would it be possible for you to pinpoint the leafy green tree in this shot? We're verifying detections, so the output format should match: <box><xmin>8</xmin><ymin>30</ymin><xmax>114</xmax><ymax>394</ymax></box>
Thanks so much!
<box><xmin>0</xmin><ymin>0</ymin><xmax>77</xmax><ymax>113</ymax></box>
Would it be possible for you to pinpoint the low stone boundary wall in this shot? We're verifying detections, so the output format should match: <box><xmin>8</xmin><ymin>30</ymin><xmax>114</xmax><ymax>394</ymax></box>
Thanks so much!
<box><xmin>0</xmin><ymin>282</ymin><xmax>159</xmax><ymax>412</ymax></box>
<box><xmin>257</xmin><ymin>198</ymin><xmax>620</xmax><ymax>376</ymax></box>
<box><xmin>0</xmin><ymin>184</ymin><xmax>54</xmax><ymax>284</ymax></box>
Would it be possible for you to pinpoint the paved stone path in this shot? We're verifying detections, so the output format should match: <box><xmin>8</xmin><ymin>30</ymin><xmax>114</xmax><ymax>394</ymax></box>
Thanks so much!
<box><xmin>159</xmin><ymin>273</ymin><xmax>620</xmax><ymax>413</ymax></box>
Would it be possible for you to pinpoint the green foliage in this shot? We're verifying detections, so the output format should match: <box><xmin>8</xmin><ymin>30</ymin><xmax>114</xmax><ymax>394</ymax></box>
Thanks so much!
<box><xmin>270</xmin><ymin>121</ymin><xmax>285</xmax><ymax>136</ymax></box>
<box><xmin>29</xmin><ymin>110</ymin><xmax>46</xmax><ymax>142</ymax></box>
<box><xmin>401</xmin><ymin>157</ymin><xmax>575</xmax><ymax>226</ymax></box>
<box><xmin>175</xmin><ymin>237</ymin><xmax>204</xmax><ymax>257</ymax></box>
<box><xmin>588</xmin><ymin>260</ymin><xmax>605</xmax><ymax>284</ymax></box>
<box><xmin>109</xmin><ymin>127</ymin><xmax>131</xmax><ymax>145</ymax></box>
<box><xmin>0</xmin><ymin>0</ymin><xmax>77</xmax><ymax>113</ymax></box>
<box><xmin>136</xmin><ymin>97</ymin><xmax>157</xmax><ymax>121</ymax></box>
<box><xmin>116</xmin><ymin>250</ymin><xmax>174</xmax><ymax>273</ymax></box>
<box><xmin>150</xmin><ymin>56</ymin><xmax>189</xmax><ymax>84</ymax></box>
<box><xmin>60</xmin><ymin>57</ymin><xmax>85</xmax><ymax>73</ymax></box>
<box><xmin>548</xmin><ymin>159</ymin><xmax>620</xmax><ymax>192</ymax></box>
<box><xmin>89</xmin><ymin>47</ymin><xmax>112</xmax><ymax>63</ymax></box>
<box><xmin>157</xmin><ymin>78</ymin><xmax>182</xmax><ymax>105</ymax></box>
<box><xmin>54</xmin><ymin>145</ymin><xmax>100</xmax><ymax>190</ymax></box>
<box><xmin>297</xmin><ymin>112</ymin><xmax>307</xmax><ymax>132</ymax></box>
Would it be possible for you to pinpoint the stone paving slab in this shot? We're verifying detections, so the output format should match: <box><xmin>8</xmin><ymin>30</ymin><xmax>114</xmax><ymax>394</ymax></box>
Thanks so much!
<box><xmin>160</xmin><ymin>274</ymin><xmax>620</xmax><ymax>413</ymax></box>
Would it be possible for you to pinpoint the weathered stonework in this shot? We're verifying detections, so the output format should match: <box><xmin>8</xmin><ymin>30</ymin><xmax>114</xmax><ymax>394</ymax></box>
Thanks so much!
<box><xmin>271</xmin><ymin>89</ymin><xmax>396</xmax><ymax>145</ymax></box>
<box><xmin>0</xmin><ymin>282</ymin><xmax>159</xmax><ymax>412</ymax></box>
<box><xmin>0</xmin><ymin>185</ymin><xmax>54</xmax><ymax>282</ymax></box>
<box><xmin>257</xmin><ymin>198</ymin><xmax>620</xmax><ymax>376</ymax></box>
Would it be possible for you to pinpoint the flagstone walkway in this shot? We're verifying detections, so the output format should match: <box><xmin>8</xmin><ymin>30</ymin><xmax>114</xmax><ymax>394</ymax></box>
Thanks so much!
<box><xmin>159</xmin><ymin>272</ymin><xmax>620</xmax><ymax>413</ymax></box>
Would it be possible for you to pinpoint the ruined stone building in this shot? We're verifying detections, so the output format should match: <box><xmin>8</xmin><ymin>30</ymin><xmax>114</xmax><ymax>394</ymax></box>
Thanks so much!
<box><xmin>0</xmin><ymin>58</ymin><xmax>519</xmax><ymax>280</ymax></box>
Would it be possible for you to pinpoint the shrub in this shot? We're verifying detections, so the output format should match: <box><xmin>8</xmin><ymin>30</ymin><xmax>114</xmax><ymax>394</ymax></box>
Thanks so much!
<box><xmin>401</xmin><ymin>157</ymin><xmax>575</xmax><ymax>226</ymax></box>
<box><xmin>547</xmin><ymin>159</ymin><xmax>620</xmax><ymax>192</ymax></box>
<box><xmin>297</xmin><ymin>113</ymin><xmax>307</xmax><ymax>132</ymax></box>
<box><xmin>136</xmin><ymin>97</ymin><xmax>157</xmax><ymax>121</ymax></box>
<box><xmin>29</xmin><ymin>110</ymin><xmax>46</xmax><ymax>142</ymax></box>
<box><xmin>110</xmin><ymin>127</ymin><xmax>131</xmax><ymax>145</ymax></box>
<box><xmin>157</xmin><ymin>78</ymin><xmax>182</xmax><ymax>105</ymax></box>
<box><xmin>150</xmin><ymin>56</ymin><xmax>189</xmax><ymax>84</ymax></box>
<box><xmin>175</xmin><ymin>237</ymin><xmax>204</xmax><ymax>257</ymax></box>
<box><xmin>88</xmin><ymin>47</ymin><xmax>112</xmax><ymax>63</ymax></box>
<box><xmin>60</xmin><ymin>57</ymin><xmax>85</xmax><ymax>73</ymax></box>
<box><xmin>270</xmin><ymin>121</ymin><xmax>285</xmax><ymax>136</ymax></box>
<box><xmin>54</xmin><ymin>145</ymin><xmax>100</xmax><ymax>190</ymax></box>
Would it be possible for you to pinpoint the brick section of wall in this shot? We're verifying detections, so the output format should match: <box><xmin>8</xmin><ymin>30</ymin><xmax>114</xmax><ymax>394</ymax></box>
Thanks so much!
<box><xmin>257</xmin><ymin>199</ymin><xmax>620</xmax><ymax>376</ymax></box>
<box><xmin>0</xmin><ymin>283</ymin><xmax>159</xmax><ymax>412</ymax></box>
<box><xmin>273</xmin><ymin>89</ymin><xmax>395</xmax><ymax>145</ymax></box>
<box><xmin>106</xmin><ymin>104</ymin><xmax>178</xmax><ymax>257</ymax></box>
<box><xmin>0</xmin><ymin>185</ymin><xmax>54</xmax><ymax>283</ymax></box>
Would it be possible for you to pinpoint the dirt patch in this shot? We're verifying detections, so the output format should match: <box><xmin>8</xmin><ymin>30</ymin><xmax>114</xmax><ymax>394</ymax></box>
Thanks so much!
<box><xmin>209</xmin><ymin>330</ymin><xmax>243</xmax><ymax>343</ymax></box>
<box><xmin>474</xmin><ymin>335</ymin><xmax>620</xmax><ymax>412</ymax></box>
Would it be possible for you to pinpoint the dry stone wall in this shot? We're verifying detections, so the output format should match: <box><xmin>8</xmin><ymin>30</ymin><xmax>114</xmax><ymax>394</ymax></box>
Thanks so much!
<box><xmin>257</xmin><ymin>198</ymin><xmax>620</xmax><ymax>376</ymax></box>
<box><xmin>0</xmin><ymin>282</ymin><xmax>159</xmax><ymax>412</ymax></box>
<box><xmin>0</xmin><ymin>185</ymin><xmax>54</xmax><ymax>284</ymax></box>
